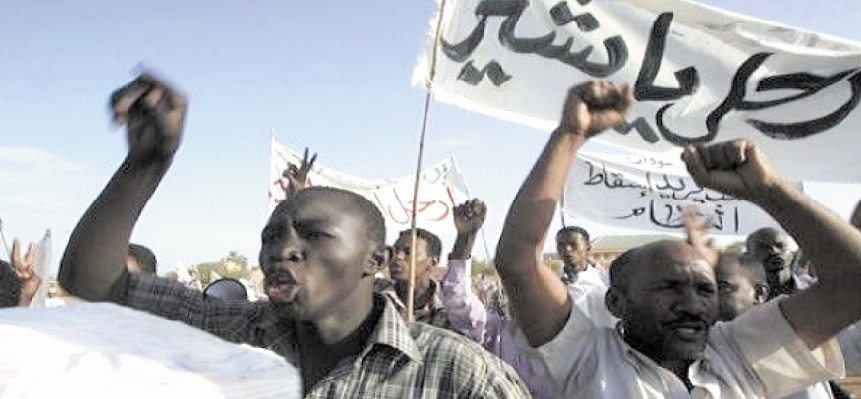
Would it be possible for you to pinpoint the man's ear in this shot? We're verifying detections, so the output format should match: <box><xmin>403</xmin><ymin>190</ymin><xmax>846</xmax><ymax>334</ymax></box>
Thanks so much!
<box><xmin>753</xmin><ymin>282</ymin><xmax>770</xmax><ymax>305</ymax></box>
<box><xmin>605</xmin><ymin>286</ymin><xmax>630</xmax><ymax>320</ymax></box>
<box><xmin>428</xmin><ymin>256</ymin><xmax>439</xmax><ymax>271</ymax></box>
<box><xmin>364</xmin><ymin>245</ymin><xmax>392</xmax><ymax>277</ymax></box>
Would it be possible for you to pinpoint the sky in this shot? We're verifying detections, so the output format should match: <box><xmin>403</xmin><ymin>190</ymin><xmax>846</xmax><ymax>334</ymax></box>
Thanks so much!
<box><xmin>1</xmin><ymin>0</ymin><xmax>860</xmax><ymax>276</ymax></box>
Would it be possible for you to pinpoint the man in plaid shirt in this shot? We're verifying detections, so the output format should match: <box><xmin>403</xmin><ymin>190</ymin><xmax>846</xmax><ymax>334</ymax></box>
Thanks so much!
<box><xmin>58</xmin><ymin>74</ymin><xmax>531</xmax><ymax>398</ymax></box>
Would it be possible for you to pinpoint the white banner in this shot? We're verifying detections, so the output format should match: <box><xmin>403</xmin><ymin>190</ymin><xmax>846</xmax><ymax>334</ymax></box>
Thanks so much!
<box><xmin>563</xmin><ymin>148</ymin><xmax>783</xmax><ymax>237</ymax></box>
<box><xmin>269</xmin><ymin>139</ymin><xmax>471</xmax><ymax>242</ymax></box>
<box><xmin>415</xmin><ymin>0</ymin><xmax>861</xmax><ymax>181</ymax></box>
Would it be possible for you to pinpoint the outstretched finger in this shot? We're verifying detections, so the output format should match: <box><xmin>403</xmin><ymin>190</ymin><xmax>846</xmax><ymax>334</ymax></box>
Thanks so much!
<box><xmin>25</xmin><ymin>242</ymin><xmax>36</xmax><ymax>268</ymax></box>
<box><xmin>10</xmin><ymin>239</ymin><xmax>20</xmax><ymax>268</ymax></box>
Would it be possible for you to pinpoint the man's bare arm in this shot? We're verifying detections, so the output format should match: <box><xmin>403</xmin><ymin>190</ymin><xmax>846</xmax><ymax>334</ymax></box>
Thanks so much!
<box><xmin>684</xmin><ymin>140</ymin><xmax>861</xmax><ymax>349</ymax></box>
<box><xmin>496</xmin><ymin>82</ymin><xmax>631</xmax><ymax>347</ymax></box>
<box><xmin>59</xmin><ymin>74</ymin><xmax>187</xmax><ymax>301</ymax></box>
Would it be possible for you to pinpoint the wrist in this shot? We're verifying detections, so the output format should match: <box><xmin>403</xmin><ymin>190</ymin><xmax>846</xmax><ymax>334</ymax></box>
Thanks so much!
<box><xmin>752</xmin><ymin>178</ymin><xmax>798</xmax><ymax>214</ymax></box>
<box><xmin>449</xmin><ymin>233</ymin><xmax>477</xmax><ymax>260</ymax></box>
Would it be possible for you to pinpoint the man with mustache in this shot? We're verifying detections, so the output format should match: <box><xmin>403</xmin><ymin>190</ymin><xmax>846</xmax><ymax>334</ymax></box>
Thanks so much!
<box><xmin>496</xmin><ymin>80</ymin><xmax>857</xmax><ymax>398</ymax></box>
<box><xmin>58</xmin><ymin>74</ymin><xmax>531</xmax><ymax>398</ymax></box>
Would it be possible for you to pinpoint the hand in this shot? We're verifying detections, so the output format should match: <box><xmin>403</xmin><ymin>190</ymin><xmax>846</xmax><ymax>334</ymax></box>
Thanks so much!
<box><xmin>557</xmin><ymin>81</ymin><xmax>632</xmax><ymax>138</ymax></box>
<box><xmin>682</xmin><ymin>208</ymin><xmax>719</xmax><ymax>267</ymax></box>
<box><xmin>282</xmin><ymin>147</ymin><xmax>317</xmax><ymax>197</ymax></box>
<box><xmin>11</xmin><ymin>239</ymin><xmax>40</xmax><ymax>307</ymax></box>
<box><xmin>681</xmin><ymin>139</ymin><xmax>783</xmax><ymax>202</ymax></box>
<box><xmin>453</xmin><ymin>199</ymin><xmax>486</xmax><ymax>235</ymax></box>
<box><xmin>110</xmin><ymin>73</ymin><xmax>188</xmax><ymax>164</ymax></box>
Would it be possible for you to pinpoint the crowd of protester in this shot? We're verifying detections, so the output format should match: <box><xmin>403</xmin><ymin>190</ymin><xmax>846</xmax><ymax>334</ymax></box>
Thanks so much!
<box><xmin>3</xmin><ymin>75</ymin><xmax>861</xmax><ymax>398</ymax></box>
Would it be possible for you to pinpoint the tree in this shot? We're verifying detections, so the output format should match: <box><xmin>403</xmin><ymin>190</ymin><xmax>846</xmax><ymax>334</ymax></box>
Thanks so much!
<box><xmin>190</xmin><ymin>251</ymin><xmax>253</xmax><ymax>286</ymax></box>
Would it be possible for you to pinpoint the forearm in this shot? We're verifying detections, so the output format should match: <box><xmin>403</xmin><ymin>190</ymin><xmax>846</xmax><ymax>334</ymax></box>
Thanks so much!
<box><xmin>449</xmin><ymin>231</ymin><xmax>477</xmax><ymax>260</ymax></box>
<box><xmin>497</xmin><ymin>130</ymin><xmax>583</xmax><ymax>284</ymax></box>
<box><xmin>759</xmin><ymin>180</ymin><xmax>861</xmax><ymax>346</ymax></box>
<box><xmin>496</xmin><ymin>130</ymin><xmax>583</xmax><ymax>346</ymax></box>
<box><xmin>59</xmin><ymin>158</ymin><xmax>172</xmax><ymax>301</ymax></box>
<box><xmin>758</xmin><ymin>181</ymin><xmax>861</xmax><ymax>290</ymax></box>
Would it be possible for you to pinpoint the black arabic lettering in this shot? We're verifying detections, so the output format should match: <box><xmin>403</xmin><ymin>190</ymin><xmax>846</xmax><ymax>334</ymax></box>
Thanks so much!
<box><xmin>611</xmin><ymin>206</ymin><xmax>646</xmax><ymax>219</ymax></box>
<box><xmin>441</xmin><ymin>0</ymin><xmax>628</xmax><ymax>87</ymax></box>
<box><xmin>631</xmin><ymin>12</ymin><xmax>704</xmax><ymax>146</ymax></box>
<box><xmin>584</xmin><ymin>161</ymin><xmax>606</xmax><ymax>185</ymax></box>
<box><xmin>500</xmin><ymin>1</ymin><xmax>627</xmax><ymax>77</ymax></box>
<box><xmin>634</xmin><ymin>13</ymin><xmax>700</xmax><ymax>101</ymax></box>
<box><xmin>614</xmin><ymin>116</ymin><xmax>661</xmax><ymax>143</ymax></box>
<box><xmin>702</xmin><ymin>52</ymin><xmax>861</xmax><ymax>142</ymax></box>
<box><xmin>458</xmin><ymin>60</ymin><xmax>513</xmax><ymax>85</ymax></box>
<box><xmin>649</xmin><ymin>200</ymin><xmax>685</xmax><ymax>228</ymax></box>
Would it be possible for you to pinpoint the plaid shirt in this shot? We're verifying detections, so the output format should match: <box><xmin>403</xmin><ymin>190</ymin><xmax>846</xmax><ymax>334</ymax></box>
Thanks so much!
<box><xmin>116</xmin><ymin>273</ymin><xmax>532</xmax><ymax>398</ymax></box>
<box><xmin>377</xmin><ymin>278</ymin><xmax>451</xmax><ymax>330</ymax></box>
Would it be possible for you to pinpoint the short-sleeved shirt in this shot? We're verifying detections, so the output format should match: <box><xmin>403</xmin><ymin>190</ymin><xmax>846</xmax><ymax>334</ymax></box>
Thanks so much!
<box><xmin>563</xmin><ymin>265</ymin><xmax>617</xmax><ymax>328</ymax></box>
<box><xmin>114</xmin><ymin>273</ymin><xmax>531</xmax><ymax>398</ymax></box>
<box><xmin>522</xmin><ymin>289</ymin><xmax>844</xmax><ymax>398</ymax></box>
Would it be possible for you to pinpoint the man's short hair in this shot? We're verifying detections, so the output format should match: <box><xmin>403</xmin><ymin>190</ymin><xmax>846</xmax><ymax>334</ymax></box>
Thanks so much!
<box><xmin>556</xmin><ymin>226</ymin><xmax>591</xmax><ymax>244</ymax></box>
<box><xmin>719</xmin><ymin>252</ymin><xmax>767</xmax><ymax>285</ymax></box>
<box><xmin>306</xmin><ymin>186</ymin><xmax>386</xmax><ymax>247</ymax></box>
<box><xmin>745</xmin><ymin>227</ymin><xmax>787</xmax><ymax>251</ymax></box>
<box><xmin>609</xmin><ymin>247</ymin><xmax>637</xmax><ymax>292</ymax></box>
<box><xmin>399</xmin><ymin>228</ymin><xmax>442</xmax><ymax>259</ymax></box>
<box><xmin>128</xmin><ymin>243</ymin><xmax>158</xmax><ymax>275</ymax></box>
<box><xmin>0</xmin><ymin>260</ymin><xmax>22</xmax><ymax>308</ymax></box>
<box><xmin>204</xmin><ymin>278</ymin><xmax>248</xmax><ymax>301</ymax></box>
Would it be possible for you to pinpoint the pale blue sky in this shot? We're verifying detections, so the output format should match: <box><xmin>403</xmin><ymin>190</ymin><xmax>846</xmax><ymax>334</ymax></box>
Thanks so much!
<box><xmin>1</xmin><ymin>1</ymin><xmax>858</xmax><ymax>274</ymax></box>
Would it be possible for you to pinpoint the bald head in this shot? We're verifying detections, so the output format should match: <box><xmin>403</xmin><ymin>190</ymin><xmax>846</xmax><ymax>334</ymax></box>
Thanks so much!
<box><xmin>605</xmin><ymin>239</ymin><xmax>718</xmax><ymax>364</ymax></box>
<box><xmin>610</xmin><ymin>240</ymin><xmax>711</xmax><ymax>292</ymax></box>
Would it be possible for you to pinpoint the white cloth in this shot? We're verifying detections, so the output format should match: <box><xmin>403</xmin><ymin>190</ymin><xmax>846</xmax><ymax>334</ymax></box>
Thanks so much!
<box><xmin>526</xmin><ymin>291</ymin><xmax>843</xmax><ymax>398</ymax></box>
<box><xmin>839</xmin><ymin>321</ymin><xmax>861</xmax><ymax>374</ymax></box>
<box><xmin>0</xmin><ymin>303</ymin><xmax>300</xmax><ymax>399</ymax></box>
<box><xmin>566</xmin><ymin>266</ymin><xmax>617</xmax><ymax>329</ymax></box>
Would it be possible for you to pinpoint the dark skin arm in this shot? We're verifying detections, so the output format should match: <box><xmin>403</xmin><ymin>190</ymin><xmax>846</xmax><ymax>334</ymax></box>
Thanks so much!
<box><xmin>683</xmin><ymin>139</ymin><xmax>861</xmax><ymax>349</ymax></box>
<box><xmin>496</xmin><ymin>81</ymin><xmax>632</xmax><ymax>347</ymax></box>
<box><xmin>449</xmin><ymin>199</ymin><xmax>486</xmax><ymax>260</ymax></box>
<box><xmin>59</xmin><ymin>74</ymin><xmax>188</xmax><ymax>301</ymax></box>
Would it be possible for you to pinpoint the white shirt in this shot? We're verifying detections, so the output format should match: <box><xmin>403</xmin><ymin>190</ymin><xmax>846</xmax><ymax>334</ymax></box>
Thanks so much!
<box><xmin>565</xmin><ymin>265</ymin><xmax>617</xmax><ymax>328</ymax></box>
<box><xmin>525</xmin><ymin>290</ymin><xmax>844</xmax><ymax>398</ymax></box>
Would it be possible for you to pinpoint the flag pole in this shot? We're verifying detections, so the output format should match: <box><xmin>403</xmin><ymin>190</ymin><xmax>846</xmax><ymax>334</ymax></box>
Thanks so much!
<box><xmin>407</xmin><ymin>0</ymin><xmax>448</xmax><ymax>322</ymax></box>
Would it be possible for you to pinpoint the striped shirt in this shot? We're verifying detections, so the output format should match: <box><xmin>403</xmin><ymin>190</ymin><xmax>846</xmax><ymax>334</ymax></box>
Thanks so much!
<box><xmin>115</xmin><ymin>273</ymin><xmax>531</xmax><ymax>398</ymax></box>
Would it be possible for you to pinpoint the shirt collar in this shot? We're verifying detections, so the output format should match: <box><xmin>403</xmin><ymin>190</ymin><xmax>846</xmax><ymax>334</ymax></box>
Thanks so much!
<box><xmin>386</xmin><ymin>279</ymin><xmax>445</xmax><ymax>314</ymax></box>
<box><xmin>363</xmin><ymin>294</ymin><xmax>424</xmax><ymax>363</ymax></box>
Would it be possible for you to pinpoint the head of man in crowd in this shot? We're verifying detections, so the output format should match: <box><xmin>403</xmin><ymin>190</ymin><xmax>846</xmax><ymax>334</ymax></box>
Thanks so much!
<box><xmin>0</xmin><ymin>260</ymin><xmax>22</xmax><ymax>308</ymax></box>
<box><xmin>606</xmin><ymin>240</ymin><xmax>718</xmax><ymax>367</ymax></box>
<box><xmin>851</xmin><ymin>200</ymin><xmax>861</xmax><ymax>230</ymax></box>
<box><xmin>127</xmin><ymin>243</ymin><xmax>157</xmax><ymax>275</ymax></box>
<box><xmin>390</xmin><ymin>228</ymin><xmax>441</xmax><ymax>291</ymax></box>
<box><xmin>556</xmin><ymin>226</ymin><xmax>591</xmax><ymax>275</ymax></box>
<box><xmin>204</xmin><ymin>277</ymin><xmax>249</xmax><ymax>301</ymax></box>
<box><xmin>745</xmin><ymin>227</ymin><xmax>794</xmax><ymax>289</ymax></box>
<box><xmin>714</xmin><ymin>253</ymin><xmax>768</xmax><ymax>322</ymax></box>
<box><xmin>260</xmin><ymin>186</ymin><xmax>388</xmax><ymax>322</ymax></box>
